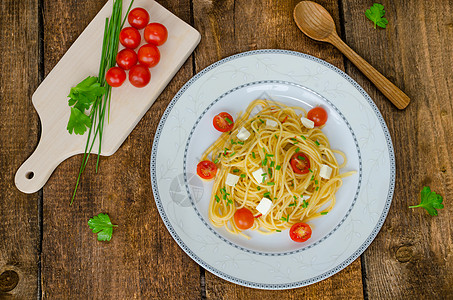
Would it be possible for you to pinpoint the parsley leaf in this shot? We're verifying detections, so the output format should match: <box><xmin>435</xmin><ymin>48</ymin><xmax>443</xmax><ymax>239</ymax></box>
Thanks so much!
<box><xmin>88</xmin><ymin>213</ymin><xmax>118</xmax><ymax>241</ymax></box>
<box><xmin>67</xmin><ymin>76</ymin><xmax>105</xmax><ymax>135</ymax></box>
<box><xmin>409</xmin><ymin>186</ymin><xmax>444</xmax><ymax>216</ymax></box>
<box><xmin>67</xmin><ymin>107</ymin><xmax>92</xmax><ymax>135</ymax></box>
<box><xmin>365</xmin><ymin>3</ymin><xmax>388</xmax><ymax>29</ymax></box>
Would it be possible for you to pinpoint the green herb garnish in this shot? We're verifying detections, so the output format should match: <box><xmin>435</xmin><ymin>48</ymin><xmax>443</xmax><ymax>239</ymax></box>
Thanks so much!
<box><xmin>215</xmin><ymin>195</ymin><xmax>220</xmax><ymax>202</ymax></box>
<box><xmin>320</xmin><ymin>212</ymin><xmax>328</xmax><ymax>215</ymax></box>
<box><xmin>365</xmin><ymin>3</ymin><xmax>388</xmax><ymax>29</ymax></box>
<box><xmin>225</xmin><ymin>116</ymin><xmax>233</xmax><ymax>124</ymax></box>
<box><xmin>88</xmin><ymin>213</ymin><xmax>117</xmax><ymax>241</ymax></box>
<box><xmin>267</xmin><ymin>182</ymin><xmax>275</xmax><ymax>186</ymax></box>
<box><xmin>276</xmin><ymin>165</ymin><xmax>281</xmax><ymax>170</ymax></box>
<box><xmin>240</xmin><ymin>174</ymin><xmax>246</xmax><ymax>178</ymax></box>
<box><xmin>409</xmin><ymin>186</ymin><xmax>444</xmax><ymax>216</ymax></box>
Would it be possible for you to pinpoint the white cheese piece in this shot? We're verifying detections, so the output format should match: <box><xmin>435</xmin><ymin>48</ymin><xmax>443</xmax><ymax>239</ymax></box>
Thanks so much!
<box><xmin>252</xmin><ymin>168</ymin><xmax>266</xmax><ymax>183</ymax></box>
<box><xmin>256</xmin><ymin>198</ymin><xmax>273</xmax><ymax>215</ymax></box>
<box><xmin>300</xmin><ymin>117</ymin><xmax>314</xmax><ymax>129</ymax></box>
<box><xmin>236</xmin><ymin>127</ymin><xmax>251</xmax><ymax>141</ymax></box>
<box><xmin>266</xmin><ymin>119</ymin><xmax>278</xmax><ymax>128</ymax></box>
<box><xmin>320</xmin><ymin>164</ymin><xmax>333</xmax><ymax>179</ymax></box>
<box><xmin>225</xmin><ymin>173</ymin><xmax>240</xmax><ymax>187</ymax></box>
<box><xmin>301</xmin><ymin>195</ymin><xmax>310</xmax><ymax>201</ymax></box>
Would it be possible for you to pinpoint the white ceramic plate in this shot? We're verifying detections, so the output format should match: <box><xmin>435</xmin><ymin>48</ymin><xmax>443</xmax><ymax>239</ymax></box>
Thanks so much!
<box><xmin>150</xmin><ymin>50</ymin><xmax>395</xmax><ymax>289</ymax></box>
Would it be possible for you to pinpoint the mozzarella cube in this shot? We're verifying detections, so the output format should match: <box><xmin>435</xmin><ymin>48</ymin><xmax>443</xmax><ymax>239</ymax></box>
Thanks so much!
<box><xmin>266</xmin><ymin>119</ymin><xmax>278</xmax><ymax>128</ymax></box>
<box><xmin>225</xmin><ymin>173</ymin><xmax>240</xmax><ymax>187</ymax></box>
<box><xmin>301</xmin><ymin>195</ymin><xmax>310</xmax><ymax>201</ymax></box>
<box><xmin>301</xmin><ymin>117</ymin><xmax>314</xmax><ymax>129</ymax></box>
<box><xmin>256</xmin><ymin>198</ymin><xmax>273</xmax><ymax>215</ymax></box>
<box><xmin>252</xmin><ymin>168</ymin><xmax>266</xmax><ymax>183</ymax></box>
<box><xmin>320</xmin><ymin>164</ymin><xmax>332</xmax><ymax>179</ymax></box>
<box><xmin>237</xmin><ymin>127</ymin><xmax>251</xmax><ymax>141</ymax></box>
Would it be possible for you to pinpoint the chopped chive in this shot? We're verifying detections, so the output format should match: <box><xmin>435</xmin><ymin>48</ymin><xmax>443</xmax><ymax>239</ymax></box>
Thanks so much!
<box><xmin>259</xmin><ymin>118</ymin><xmax>264</xmax><ymax>123</ymax></box>
<box><xmin>274</xmin><ymin>197</ymin><xmax>277</xmax><ymax>200</ymax></box>
<box><xmin>274</xmin><ymin>134</ymin><xmax>278</xmax><ymax>139</ymax></box>
<box><xmin>240</xmin><ymin>174</ymin><xmax>246</xmax><ymax>178</ymax></box>
<box><xmin>263</xmin><ymin>192</ymin><xmax>270</xmax><ymax>197</ymax></box>
<box><xmin>302</xmin><ymin>200</ymin><xmax>309</xmax><ymax>208</ymax></box>
<box><xmin>301</xmin><ymin>135</ymin><xmax>306</xmax><ymax>140</ymax></box>
<box><xmin>223</xmin><ymin>194</ymin><xmax>227</xmax><ymax>200</ymax></box>
<box><xmin>290</xmin><ymin>138</ymin><xmax>298</xmax><ymax>144</ymax></box>
<box><xmin>293</xmin><ymin>195</ymin><xmax>298</xmax><ymax>200</ymax></box>
<box><xmin>261</xmin><ymin>173</ymin><xmax>267</xmax><ymax>177</ymax></box>
<box><xmin>262</xmin><ymin>147</ymin><xmax>266</xmax><ymax>153</ymax></box>
<box><xmin>268</xmin><ymin>167</ymin><xmax>272</xmax><ymax>177</ymax></box>
<box><xmin>215</xmin><ymin>195</ymin><xmax>220</xmax><ymax>202</ymax></box>
<box><xmin>321</xmin><ymin>212</ymin><xmax>328</xmax><ymax>215</ymax></box>
<box><xmin>270</xmin><ymin>161</ymin><xmax>275</xmax><ymax>168</ymax></box>
<box><xmin>288</xmin><ymin>202</ymin><xmax>296</xmax><ymax>207</ymax></box>
<box><xmin>231</xmin><ymin>139</ymin><xmax>236</xmax><ymax>145</ymax></box>
<box><xmin>214</xmin><ymin>159</ymin><xmax>219</xmax><ymax>164</ymax></box>
<box><xmin>280</xmin><ymin>215</ymin><xmax>289</xmax><ymax>222</ymax></box>
<box><xmin>257</xmin><ymin>186</ymin><xmax>261</xmax><ymax>191</ymax></box>
<box><xmin>315</xmin><ymin>140</ymin><xmax>320</xmax><ymax>146</ymax></box>
<box><xmin>252</xmin><ymin>152</ymin><xmax>256</xmax><ymax>159</ymax></box>
<box><xmin>276</xmin><ymin>230</ymin><xmax>281</xmax><ymax>232</ymax></box>
<box><xmin>238</xmin><ymin>141</ymin><xmax>244</xmax><ymax>145</ymax></box>
<box><xmin>315</xmin><ymin>179</ymin><xmax>319</xmax><ymax>185</ymax></box>
<box><xmin>229</xmin><ymin>152</ymin><xmax>236</xmax><ymax>157</ymax></box>
<box><xmin>295</xmin><ymin>147</ymin><xmax>300</xmax><ymax>153</ymax></box>
<box><xmin>262</xmin><ymin>158</ymin><xmax>268</xmax><ymax>166</ymax></box>
<box><xmin>233</xmin><ymin>169</ymin><xmax>240</xmax><ymax>173</ymax></box>
<box><xmin>309</xmin><ymin>168</ymin><xmax>313</xmax><ymax>173</ymax></box>
<box><xmin>265</xmin><ymin>153</ymin><xmax>274</xmax><ymax>157</ymax></box>
<box><xmin>227</xmin><ymin>199</ymin><xmax>233</xmax><ymax>204</ymax></box>
<box><xmin>220</xmin><ymin>187</ymin><xmax>226</xmax><ymax>194</ymax></box>
<box><xmin>311</xmin><ymin>175</ymin><xmax>315</xmax><ymax>181</ymax></box>
<box><xmin>225</xmin><ymin>117</ymin><xmax>233</xmax><ymax>124</ymax></box>
<box><xmin>298</xmin><ymin>155</ymin><xmax>305</xmax><ymax>160</ymax></box>
<box><xmin>267</xmin><ymin>182</ymin><xmax>275</xmax><ymax>186</ymax></box>
<box><xmin>276</xmin><ymin>165</ymin><xmax>281</xmax><ymax>170</ymax></box>
<box><xmin>316</xmin><ymin>186</ymin><xmax>319</xmax><ymax>191</ymax></box>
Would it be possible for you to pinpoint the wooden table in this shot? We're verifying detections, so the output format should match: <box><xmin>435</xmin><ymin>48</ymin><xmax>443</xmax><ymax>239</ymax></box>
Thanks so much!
<box><xmin>2</xmin><ymin>0</ymin><xmax>452</xmax><ymax>298</ymax></box>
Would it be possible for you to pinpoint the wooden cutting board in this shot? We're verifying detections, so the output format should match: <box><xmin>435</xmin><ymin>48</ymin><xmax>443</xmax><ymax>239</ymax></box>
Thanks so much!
<box><xmin>15</xmin><ymin>0</ymin><xmax>200</xmax><ymax>194</ymax></box>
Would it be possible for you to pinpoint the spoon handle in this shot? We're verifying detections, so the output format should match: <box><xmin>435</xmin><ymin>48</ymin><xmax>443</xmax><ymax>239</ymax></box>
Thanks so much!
<box><xmin>328</xmin><ymin>33</ymin><xmax>410</xmax><ymax>109</ymax></box>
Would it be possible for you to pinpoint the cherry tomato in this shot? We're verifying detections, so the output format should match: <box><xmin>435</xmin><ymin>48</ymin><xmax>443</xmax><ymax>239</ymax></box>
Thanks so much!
<box><xmin>105</xmin><ymin>67</ymin><xmax>126</xmax><ymax>87</ymax></box>
<box><xmin>129</xmin><ymin>64</ymin><xmax>151</xmax><ymax>88</ymax></box>
<box><xmin>289</xmin><ymin>222</ymin><xmax>312</xmax><ymax>242</ymax></box>
<box><xmin>307</xmin><ymin>107</ymin><xmax>328</xmax><ymax>127</ymax></box>
<box><xmin>213</xmin><ymin>112</ymin><xmax>234</xmax><ymax>132</ymax></box>
<box><xmin>137</xmin><ymin>44</ymin><xmax>160</xmax><ymax>68</ymax></box>
<box><xmin>119</xmin><ymin>27</ymin><xmax>141</xmax><ymax>49</ymax></box>
<box><xmin>290</xmin><ymin>153</ymin><xmax>310</xmax><ymax>174</ymax></box>
<box><xmin>116</xmin><ymin>48</ymin><xmax>138</xmax><ymax>70</ymax></box>
<box><xmin>128</xmin><ymin>7</ymin><xmax>149</xmax><ymax>29</ymax></box>
<box><xmin>234</xmin><ymin>208</ymin><xmax>254</xmax><ymax>230</ymax></box>
<box><xmin>144</xmin><ymin>23</ymin><xmax>168</xmax><ymax>46</ymax></box>
<box><xmin>196</xmin><ymin>160</ymin><xmax>217</xmax><ymax>180</ymax></box>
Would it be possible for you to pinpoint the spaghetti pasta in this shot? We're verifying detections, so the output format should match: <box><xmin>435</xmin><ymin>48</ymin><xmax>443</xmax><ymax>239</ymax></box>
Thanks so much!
<box><xmin>200</xmin><ymin>99</ymin><xmax>354</xmax><ymax>239</ymax></box>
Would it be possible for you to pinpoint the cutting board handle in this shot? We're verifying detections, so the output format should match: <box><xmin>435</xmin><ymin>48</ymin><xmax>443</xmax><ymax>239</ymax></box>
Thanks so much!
<box><xmin>15</xmin><ymin>135</ymin><xmax>69</xmax><ymax>194</ymax></box>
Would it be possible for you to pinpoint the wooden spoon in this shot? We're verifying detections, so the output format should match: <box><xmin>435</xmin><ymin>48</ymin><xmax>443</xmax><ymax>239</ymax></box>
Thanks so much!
<box><xmin>294</xmin><ymin>1</ymin><xmax>410</xmax><ymax>109</ymax></box>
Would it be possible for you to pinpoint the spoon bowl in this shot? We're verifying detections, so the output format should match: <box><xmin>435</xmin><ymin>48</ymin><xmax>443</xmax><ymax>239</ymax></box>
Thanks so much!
<box><xmin>294</xmin><ymin>1</ymin><xmax>336</xmax><ymax>42</ymax></box>
<box><xmin>293</xmin><ymin>1</ymin><xmax>410</xmax><ymax>109</ymax></box>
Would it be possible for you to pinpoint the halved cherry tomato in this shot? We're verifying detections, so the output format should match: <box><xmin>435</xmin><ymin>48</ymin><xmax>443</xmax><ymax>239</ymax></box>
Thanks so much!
<box><xmin>137</xmin><ymin>44</ymin><xmax>160</xmax><ymax>68</ymax></box>
<box><xmin>144</xmin><ymin>23</ymin><xmax>168</xmax><ymax>46</ymax></box>
<box><xmin>289</xmin><ymin>222</ymin><xmax>312</xmax><ymax>242</ymax></box>
<box><xmin>234</xmin><ymin>208</ymin><xmax>254</xmax><ymax>230</ymax></box>
<box><xmin>116</xmin><ymin>48</ymin><xmax>138</xmax><ymax>70</ymax></box>
<box><xmin>105</xmin><ymin>67</ymin><xmax>126</xmax><ymax>87</ymax></box>
<box><xmin>213</xmin><ymin>112</ymin><xmax>234</xmax><ymax>132</ymax></box>
<box><xmin>307</xmin><ymin>107</ymin><xmax>328</xmax><ymax>127</ymax></box>
<box><xmin>196</xmin><ymin>160</ymin><xmax>217</xmax><ymax>180</ymax></box>
<box><xmin>290</xmin><ymin>153</ymin><xmax>310</xmax><ymax>174</ymax></box>
<box><xmin>128</xmin><ymin>7</ymin><xmax>149</xmax><ymax>29</ymax></box>
<box><xmin>119</xmin><ymin>27</ymin><xmax>141</xmax><ymax>49</ymax></box>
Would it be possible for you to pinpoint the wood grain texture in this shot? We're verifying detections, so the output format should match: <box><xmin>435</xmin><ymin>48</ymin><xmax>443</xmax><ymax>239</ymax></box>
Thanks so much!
<box><xmin>0</xmin><ymin>0</ymin><xmax>40</xmax><ymax>299</ymax></box>
<box><xmin>40</xmin><ymin>0</ymin><xmax>201</xmax><ymax>298</ymax></box>
<box><xmin>341</xmin><ymin>0</ymin><xmax>453</xmax><ymax>298</ymax></box>
<box><xmin>193</xmin><ymin>0</ymin><xmax>364</xmax><ymax>298</ymax></box>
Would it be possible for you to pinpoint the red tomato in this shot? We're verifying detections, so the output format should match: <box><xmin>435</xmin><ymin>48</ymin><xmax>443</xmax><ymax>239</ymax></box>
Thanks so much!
<box><xmin>116</xmin><ymin>48</ymin><xmax>138</xmax><ymax>70</ymax></box>
<box><xmin>213</xmin><ymin>112</ymin><xmax>234</xmax><ymax>132</ymax></box>
<box><xmin>119</xmin><ymin>27</ymin><xmax>141</xmax><ymax>49</ymax></box>
<box><xmin>234</xmin><ymin>208</ymin><xmax>254</xmax><ymax>230</ymax></box>
<box><xmin>137</xmin><ymin>44</ymin><xmax>160</xmax><ymax>68</ymax></box>
<box><xmin>289</xmin><ymin>222</ymin><xmax>312</xmax><ymax>242</ymax></box>
<box><xmin>307</xmin><ymin>107</ymin><xmax>328</xmax><ymax>127</ymax></box>
<box><xmin>290</xmin><ymin>153</ymin><xmax>310</xmax><ymax>174</ymax></box>
<box><xmin>196</xmin><ymin>160</ymin><xmax>217</xmax><ymax>180</ymax></box>
<box><xmin>129</xmin><ymin>64</ymin><xmax>151</xmax><ymax>88</ymax></box>
<box><xmin>128</xmin><ymin>7</ymin><xmax>149</xmax><ymax>29</ymax></box>
<box><xmin>105</xmin><ymin>67</ymin><xmax>126</xmax><ymax>87</ymax></box>
<box><xmin>144</xmin><ymin>23</ymin><xmax>168</xmax><ymax>46</ymax></box>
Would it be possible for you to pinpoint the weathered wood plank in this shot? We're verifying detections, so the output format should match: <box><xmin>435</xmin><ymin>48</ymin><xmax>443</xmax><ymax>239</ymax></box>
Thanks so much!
<box><xmin>341</xmin><ymin>0</ymin><xmax>453</xmax><ymax>298</ymax></box>
<box><xmin>193</xmin><ymin>0</ymin><xmax>364</xmax><ymax>298</ymax></box>
<box><xmin>40</xmin><ymin>0</ymin><xmax>200</xmax><ymax>298</ymax></box>
<box><xmin>0</xmin><ymin>0</ymin><xmax>40</xmax><ymax>299</ymax></box>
